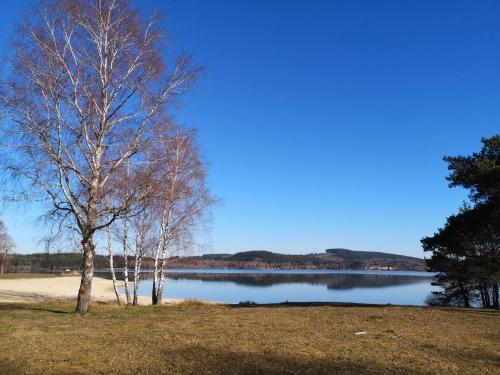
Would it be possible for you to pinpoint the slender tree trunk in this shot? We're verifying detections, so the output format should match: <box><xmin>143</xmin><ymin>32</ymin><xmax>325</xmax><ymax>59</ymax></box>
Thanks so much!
<box><xmin>157</xmin><ymin>260</ymin><xmax>165</xmax><ymax>304</ymax></box>
<box><xmin>479</xmin><ymin>284</ymin><xmax>488</xmax><ymax>308</ymax></box>
<box><xmin>123</xmin><ymin>217</ymin><xmax>131</xmax><ymax>305</ymax></box>
<box><xmin>152</xmin><ymin>252</ymin><xmax>160</xmax><ymax>305</ymax></box>
<box><xmin>152</xmin><ymin>241</ymin><xmax>161</xmax><ymax>305</ymax></box>
<box><xmin>133</xmin><ymin>258</ymin><xmax>142</xmax><ymax>305</ymax></box>
<box><xmin>157</xmin><ymin>230</ymin><xmax>170</xmax><ymax>304</ymax></box>
<box><xmin>480</xmin><ymin>285</ymin><xmax>486</xmax><ymax>308</ymax></box>
<box><xmin>107</xmin><ymin>225</ymin><xmax>122</xmax><ymax>306</ymax></box>
<box><xmin>152</xmin><ymin>205</ymin><xmax>168</xmax><ymax>305</ymax></box>
<box><xmin>76</xmin><ymin>231</ymin><xmax>95</xmax><ymax>316</ymax></box>
<box><xmin>157</xmin><ymin>202</ymin><xmax>175</xmax><ymax>304</ymax></box>
<box><xmin>0</xmin><ymin>253</ymin><xmax>5</xmax><ymax>274</ymax></box>
<box><xmin>484</xmin><ymin>285</ymin><xmax>491</xmax><ymax>308</ymax></box>
<box><xmin>109</xmin><ymin>253</ymin><xmax>122</xmax><ymax>306</ymax></box>
<box><xmin>493</xmin><ymin>284</ymin><xmax>499</xmax><ymax>309</ymax></box>
<box><xmin>133</xmin><ymin>251</ymin><xmax>138</xmax><ymax>305</ymax></box>
<box><xmin>133</xmin><ymin>240</ymin><xmax>143</xmax><ymax>306</ymax></box>
<box><xmin>157</xmin><ymin>241</ymin><xmax>170</xmax><ymax>304</ymax></box>
<box><xmin>122</xmin><ymin>160</ymin><xmax>132</xmax><ymax>305</ymax></box>
<box><xmin>459</xmin><ymin>281</ymin><xmax>470</xmax><ymax>308</ymax></box>
<box><xmin>156</xmin><ymin>144</ymin><xmax>180</xmax><ymax>305</ymax></box>
<box><xmin>156</xmin><ymin>237</ymin><xmax>169</xmax><ymax>304</ymax></box>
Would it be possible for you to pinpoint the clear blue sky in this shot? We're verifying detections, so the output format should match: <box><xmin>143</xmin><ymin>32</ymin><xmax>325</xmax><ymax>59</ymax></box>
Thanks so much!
<box><xmin>1</xmin><ymin>0</ymin><xmax>499</xmax><ymax>257</ymax></box>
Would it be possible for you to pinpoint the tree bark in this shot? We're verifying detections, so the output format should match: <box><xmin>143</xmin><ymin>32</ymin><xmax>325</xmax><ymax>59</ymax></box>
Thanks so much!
<box><xmin>107</xmin><ymin>226</ymin><xmax>122</xmax><ymax>306</ymax></box>
<box><xmin>76</xmin><ymin>233</ymin><xmax>95</xmax><ymax>316</ymax></box>
<box><xmin>152</xmin><ymin>205</ymin><xmax>168</xmax><ymax>305</ymax></box>
<box><xmin>480</xmin><ymin>286</ymin><xmax>486</xmax><ymax>308</ymax></box>
<box><xmin>459</xmin><ymin>281</ymin><xmax>470</xmax><ymax>308</ymax></box>
<box><xmin>133</xmin><ymin>241</ymin><xmax>143</xmax><ymax>306</ymax></box>
<box><xmin>157</xmin><ymin>241</ymin><xmax>169</xmax><ymax>304</ymax></box>
<box><xmin>478</xmin><ymin>284</ymin><xmax>490</xmax><ymax>308</ymax></box>
<box><xmin>109</xmin><ymin>253</ymin><xmax>122</xmax><ymax>306</ymax></box>
<box><xmin>152</xmin><ymin>237</ymin><xmax>161</xmax><ymax>305</ymax></box>
<box><xmin>484</xmin><ymin>285</ymin><xmax>491</xmax><ymax>308</ymax></box>
<box><xmin>157</xmin><ymin>256</ymin><xmax>167</xmax><ymax>304</ymax></box>
<box><xmin>157</xmin><ymin>204</ymin><xmax>174</xmax><ymax>304</ymax></box>
<box><xmin>152</xmin><ymin>273</ymin><xmax>159</xmax><ymax>305</ymax></box>
<box><xmin>157</xmin><ymin>266</ymin><xmax>164</xmax><ymax>304</ymax></box>
<box><xmin>122</xmin><ymin>218</ymin><xmax>132</xmax><ymax>305</ymax></box>
<box><xmin>133</xmin><ymin>259</ymin><xmax>142</xmax><ymax>305</ymax></box>
<box><xmin>493</xmin><ymin>283</ymin><xmax>499</xmax><ymax>309</ymax></box>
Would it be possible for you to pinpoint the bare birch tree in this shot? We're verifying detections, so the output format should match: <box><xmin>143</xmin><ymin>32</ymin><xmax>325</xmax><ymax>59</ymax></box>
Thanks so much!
<box><xmin>110</xmin><ymin>155</ymin><xmax>155</xmax><ymax>305</ymax></box>
<box><xmin>150</xmin><ymin>126</ymin><xmax>214</xmax><ymax>304</ymax></box>
<box><xmin>0</xmin><ymin>0</ymin><xmax>199</xmax><ymax>315</ymax></box>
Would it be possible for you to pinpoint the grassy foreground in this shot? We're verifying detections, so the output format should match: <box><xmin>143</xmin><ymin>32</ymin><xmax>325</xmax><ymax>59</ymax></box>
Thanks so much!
<box><xmin>0</xmin><ymin>302</ymin><xmax>498</xmax><ymax>374</ymax></box>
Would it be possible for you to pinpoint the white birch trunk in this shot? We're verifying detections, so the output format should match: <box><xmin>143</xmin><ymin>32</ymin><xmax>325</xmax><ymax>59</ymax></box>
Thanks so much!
<box><xmin>122</xmin><ymin>217</ymin><xmax>132</xmax><ymax>305</ymax></box>
<box><xmin>132</xmin><ymin>237</ymin><xmax>143</xmax><ymax>306</ymax></box>
<box><xmin>152</xmin><ymin>204</ymin><xmax>168</xmax><ymax>304</ymax></box>
<box><xmin>157</xmin><ymin>205</ymin><xmax>173</xmax><ymax>304</ymax></box>
<box><xmin>122</xmin><ymin>160</ymin><xmax>132</xmax><ymax>305</ymax></box>
<box><xmin>107</xmin><ymin>225</ymin><xmax>122</xmax><ymax>305</ymax></box>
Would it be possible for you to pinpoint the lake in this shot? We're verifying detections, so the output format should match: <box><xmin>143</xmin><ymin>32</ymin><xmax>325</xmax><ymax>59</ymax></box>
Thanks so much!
<box><xmin>97</xmin><ymin>269</ymin><xmax>437</xmax><ymax>306</ymax></box>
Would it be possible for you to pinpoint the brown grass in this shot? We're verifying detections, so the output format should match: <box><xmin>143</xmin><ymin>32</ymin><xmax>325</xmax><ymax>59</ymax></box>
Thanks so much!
<box><xmin>0</xmin><ymin>301</ymin><xmax>498</xmax><ymax>374</ymax></box>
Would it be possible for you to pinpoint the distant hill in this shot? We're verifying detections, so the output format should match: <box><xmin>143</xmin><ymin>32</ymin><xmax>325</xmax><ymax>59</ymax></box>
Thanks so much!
<box><xmin>167</xmin><ymin>249</ymin><xmax>427</xmax><ymax>271</ymax></box>
<box><xmin>324</xmin><ymin>248</ymin><xmax>423</xmax><ymax>261</ymax></box>
<box><xmin>4</xmin><ymin>248</ymin><xmax>427</xmax><ymax>273</ymax></box>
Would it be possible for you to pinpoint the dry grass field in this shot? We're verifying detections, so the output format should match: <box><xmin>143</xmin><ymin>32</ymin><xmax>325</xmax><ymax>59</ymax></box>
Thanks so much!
<box><xmin>0</xmin><ymin>301</ymin><xmax>498</xmax><ymax>374</ymax></box>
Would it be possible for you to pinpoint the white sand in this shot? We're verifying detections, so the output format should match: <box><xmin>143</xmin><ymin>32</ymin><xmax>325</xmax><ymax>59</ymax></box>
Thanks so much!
<box><xmin>0</xmin><ymin>276</ymin><xmax>120</xmax><ymax>303</ymax></box>
<box><xmin>0</xmin><ymin>276</ymin><xmax>184</xmax><ymax>305</ymax></box>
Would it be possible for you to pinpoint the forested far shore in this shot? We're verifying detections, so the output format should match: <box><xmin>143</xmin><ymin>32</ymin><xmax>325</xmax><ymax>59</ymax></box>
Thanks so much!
<box><xmin>1</xmin><ymin>248</ymin><xmax>427</xmax><ymax>273</ymax></box>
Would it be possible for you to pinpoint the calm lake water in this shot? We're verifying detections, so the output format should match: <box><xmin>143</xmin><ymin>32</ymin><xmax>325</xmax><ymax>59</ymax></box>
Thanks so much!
<box><xmin>98</xmin><ymin>269</ymin><xmax>437</xmax><ymax>306</ymax></box>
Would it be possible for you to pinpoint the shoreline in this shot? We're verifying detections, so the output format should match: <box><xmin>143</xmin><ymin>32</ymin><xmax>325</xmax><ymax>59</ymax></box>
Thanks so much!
<box><xmin>0</xmin><ymin>274</ymin><xmax>491</xmax><ymax>310</ymax></box>
<box><xmin>0</xmin><ymin>275</ymin><xmax>184</xmax><ymax>305</ymax></box>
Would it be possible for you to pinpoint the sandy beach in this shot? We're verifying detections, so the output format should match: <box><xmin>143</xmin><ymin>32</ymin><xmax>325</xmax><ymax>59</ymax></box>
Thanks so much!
<box><xmin>0</xmin><ymin>276</ymin><xmax>185</xmax><ymax>305</ymax></box>
<box><xmin>0</xmin><ymin>276</ymin><xmax>211</xmax><ymax>305</ymax></box>
<box><xmin>0</xmin><ymin>276</ymin><xmax>121</xmax><ymax>303</ymax></box>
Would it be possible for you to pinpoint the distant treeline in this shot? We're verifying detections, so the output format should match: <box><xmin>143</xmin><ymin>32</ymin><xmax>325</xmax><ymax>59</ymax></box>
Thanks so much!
<box><xmin>154</xmin><ymin>249</ymin><xmax>426</xmax><ymax>271</ymax></box>
<box><xmin>4</xmin><ymin>253</ymin><xmax>154</xmax><ymax>273</ymax></box>
<box><xmin>4</xmin><ymin>248</ymin><xmax>426</xmax><ymax>273</ymax></box>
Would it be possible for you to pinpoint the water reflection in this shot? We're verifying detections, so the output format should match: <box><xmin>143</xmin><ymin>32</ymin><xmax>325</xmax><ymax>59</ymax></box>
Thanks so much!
<box><xmin>96</xmin><ymin>269</ymin><xmax>436</xmax><ymax>305</ymax></box>
<box><xmin>157</xmin><ymin>272</ymin><xmax>433</xmax><ymax>291</ymax></box>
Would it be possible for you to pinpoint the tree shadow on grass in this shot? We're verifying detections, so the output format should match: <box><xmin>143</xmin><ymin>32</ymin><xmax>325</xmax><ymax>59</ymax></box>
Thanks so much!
<box><xmin>0</xmin><ymin>301</ymin><xmax>73</xmax><ymax>314</ymax></box>
<box><xmin>436</xmin><ymin>306</ymin><xmax>500</xmax><ymax>316</ymax></box>
<box><xmin>230</xmin><ymin>301</ymin><xmax>500</xmax><ymax>315</ymax></box>
<box><xmin>163</xmin><ymin>345</ymin><xmax>432</xmax><ymax>375</ymax></box>
<box><xmin>0</xmin><ymin>359</ymin><xmax>26</xmax><ymax>375</ymax></box>
<box><xmin>428</xmin><ymin>344</ymin><xmax>500</xmax><ymax>368</ymax></box>
<box><xmin>230</xmin><ymin>301</ymin><xmax>403</xmax><ymax>309</ymax></box>
<box><xmin>0</xmin><ymin>348</ymin><xmax>433</xmax><ymax>375</ymax></box>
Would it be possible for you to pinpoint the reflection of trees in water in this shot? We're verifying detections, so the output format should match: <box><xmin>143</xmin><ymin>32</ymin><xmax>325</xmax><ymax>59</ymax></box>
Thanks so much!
<box><xmin>98</xmin><ymin>271</ymin><xmax>433</xmax><ymax>290</ymax></box>
<box><xmin>321</xmin><ymin>274</ymin><xmax>432</xmax><ymax>290</ymax></box>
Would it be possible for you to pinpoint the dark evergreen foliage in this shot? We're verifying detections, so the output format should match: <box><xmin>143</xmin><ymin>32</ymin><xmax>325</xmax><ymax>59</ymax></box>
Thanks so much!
<box><xmin>422</xmin><ymin>135</ymin><xmax>500</xmax><ymax>308</ymax></box>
